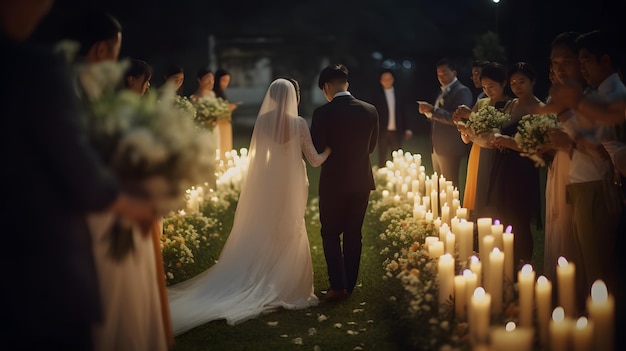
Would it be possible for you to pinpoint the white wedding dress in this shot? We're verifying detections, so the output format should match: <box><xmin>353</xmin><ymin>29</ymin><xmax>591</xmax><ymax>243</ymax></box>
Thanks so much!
<box><xmin>168</xmin><ymin>79</ymin><xmax>330</xmax><ymax>335</ymax></box>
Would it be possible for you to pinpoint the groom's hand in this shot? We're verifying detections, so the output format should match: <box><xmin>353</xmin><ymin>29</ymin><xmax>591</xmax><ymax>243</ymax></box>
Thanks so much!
<box><xmin>110</xmin><ymin>193</ymin><xmax>158</xmax><ymax>236</ymax></box>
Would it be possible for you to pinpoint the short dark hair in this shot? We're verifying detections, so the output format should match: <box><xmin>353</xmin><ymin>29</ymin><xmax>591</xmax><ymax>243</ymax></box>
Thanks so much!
<box><xmin>317</xmin><ymin>64</ymin><xmax>348</xmax><ymax>90</ymax></box>
<box><xmin>472</xmin><ymin>60</ymin><xmax>489</xmax><ymax>69</ymax></box>
<box><xmin>163</xmin><ymin>64</ymin><xmax>183</xmax><ymax>80</ymax></box>
<box><xmin>480</xmin><ymin>62</ymin><xmax>507</xmax><ymax>83</ymax></box>
<box><xmin>551</xmin><ymin>31</ymin><xmax>580</xmax><ymax>52</ymax></box>
<box><xmin>63</xmin><ymin>11</ymin><xmax>122</xmax><ymax>56</ymax></box>
<box><xmin>576</xmin><ymin>29</ymin><xmax>620</xmax><ymax>68</ymax></box>
<box><xmin>124</xmin><ymin>59</ymin><xmax>152</xmax><ymax>84</ymax></box>
<box><xmin>436</xmin><ymin>58</ymin><xmax>457</xmax><ymax>71</ymax></box>
<box><xmin>196</xmin><ymin>67</ymin><xmax>213</xmax><ymax>80</ymax></box>
<box><xmin>379</xmin><ymin>69</ymin><xmax>395</xmax><ymax>79</ymax></box>
<box><xmin>508</xmin><ymin>61</ymin><xmax>536</xmax><ymax>81</ymax></box>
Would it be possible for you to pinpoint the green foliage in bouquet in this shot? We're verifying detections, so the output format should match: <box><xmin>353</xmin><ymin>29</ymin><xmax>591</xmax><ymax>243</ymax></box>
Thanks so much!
<box><xmin>514</xmin><ymin>113</ymin><xmax>560</xmax><ymax>155</ymax></box>
<box><xmin>193</xmin><ymin>96</ymin><xmax>230</xmax><ymax>131</ymax></box>
<box><xmin>465</xmin><ymin>105</ymin><xmax>511</xmax><ymax>136</ymax></box>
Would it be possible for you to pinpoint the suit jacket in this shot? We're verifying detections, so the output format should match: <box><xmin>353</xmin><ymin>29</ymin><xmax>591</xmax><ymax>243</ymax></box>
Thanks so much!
<box><xmin>1</xmin><ymin>34</ymin><xmax>119</xmax><ymax>331</ymax></box>
<box><xmin>430</xmin><ymin>79</ymin><xmax>473</xmax><ymax>156</ymax></box>
<box><xmin>371</xmin><ymin>86</ymin><xmax>408</xmax><ymax>136</ymax></box>
<box><xmin>311</xmin><ymin>94</ymin><xmax>378</xmax><ymax>195</ymax></box>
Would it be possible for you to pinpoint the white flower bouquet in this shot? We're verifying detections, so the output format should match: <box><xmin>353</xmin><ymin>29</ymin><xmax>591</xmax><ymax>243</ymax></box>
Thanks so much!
<box><xmin>462</xmin><ymin>105</ymin><xmax>511</xmax><ymax>148</ymax></box>
<box><xmin>514</xmin><ymin>113</ymin><xmax>560</xmax><ymax>167</ymax></box>
<box><xmin>193</xmin><ymin>96</ymin><xmax>230</xmax><ymax>131</ymax></box>
<box><xmin>175</xmin><ymin>95</ymin><xmax>197</xmax><ymax>120</ymax></box>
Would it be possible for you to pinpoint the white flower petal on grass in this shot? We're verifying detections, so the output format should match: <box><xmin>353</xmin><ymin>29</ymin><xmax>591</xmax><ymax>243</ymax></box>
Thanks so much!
<box><xmin>366</xmin><ymin>320</ymin><xmax>374</xmax><ymax>324</ymax></box>
<box><xmin>346</xmin><ymin>330</ymin><xmax>359</xmax><ymax>335</ymax></box>
<box><xmin>317</xmin><ymin>314</ymin><xmax>328</xmax><ymax>322</ymax></box>
<box><xmin>347</xmin><ymin>321</ymin><xmax>357</xmax><ymax>325</ymax></box>
<box><xmin>353</xmin><ymin>346</ymin><xmax>365</xmax><ymax>351</ymax></box>
<box><xmin>333</xmin><ymin>323</ymin><xmax>343</xmax><ymax>329</ymax></box>
<box><xmin>308</xmin><ymin>328</ymin><xmax>317</xmax><ymax>336</ymax></box>
<box><xmin>291</xmin><ymin>337</ymin><xmax>303</xmax><ymax>345</ymax></box>
<box><xmin>359</xmin><ymin>302</ymin><xmax>366</xmax><ymax>306</ymax></box>
<box><xmin>267</xmin><ymin>321</ymin><xmax>278</xmax><ymax>327</ymax></box>
<box><xmin>279</xmin><ymin>334</ymin><xmax>288</xmax><ymax>338</ymax></box>
<box><xmin>352</xmin><ymin>309</ymin><xmax>364</xmax><ymax>313</ymax></box>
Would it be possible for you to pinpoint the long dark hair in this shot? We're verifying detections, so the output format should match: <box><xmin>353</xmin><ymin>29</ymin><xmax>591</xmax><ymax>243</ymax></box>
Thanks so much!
<box><xmin>162</xmin><ymin>64</ymin><xmax>184</xmax><ymax>95</ymax></box>
<box><xmin>213</xmin><ymin>68</ymin><xmax>230</xmax><ymax>99</ymax></box>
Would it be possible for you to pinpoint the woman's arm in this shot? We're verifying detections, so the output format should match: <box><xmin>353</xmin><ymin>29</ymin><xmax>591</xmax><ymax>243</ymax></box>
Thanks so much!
<box><xmin>299</xmin><ymin>118</ymin><xmax>330</xmax><ymax>167</ymax></box>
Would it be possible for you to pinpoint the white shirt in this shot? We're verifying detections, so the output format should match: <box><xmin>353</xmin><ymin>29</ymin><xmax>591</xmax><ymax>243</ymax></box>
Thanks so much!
<box><xmin>425</xmin><ymin>77</ymin><xmax>458</xmax><ymax>118</ymax></box>
<box><xmin>595</xmin><ymin>73</ymin><xmax>626</xmax><ymax>163</ymax></box>
<box><xmin>384</xmin><ymin>87</ymin><xmax>396</xmax><ymax>131</ymax></box>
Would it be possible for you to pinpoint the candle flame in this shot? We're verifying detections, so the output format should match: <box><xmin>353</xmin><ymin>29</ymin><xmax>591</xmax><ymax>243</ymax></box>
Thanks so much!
<box><xmin>462</xmin><ymin>269</ymin><xmax>472</xmax><ymax>277</ymax></box>
<box><xmin>537</xmin><ymin>275</ymin><xmax>549</xmax><ymax>286</ymax></box>
<box><xmin>591</xmin><ymin>280</ymin><xmax>608</xmax><ymax>302</ymax></box>
<box><xmin>471</xmin><ymin>255</ymin><xmax>479</xmax><ymax>264</ymax></box>
<box><xmin>494</xmin><ymin>219</ymin><xmax>501</xmax><ymax>225</ymax></box>
<box><xmin>505</xmin><ymin>322</ymin><xmax>516</xmax><ymax>332</ymax></box>
<box><xmin>505</xmin><ymin>225</ymin><xmax>512</xmax><ymax>233</ymax></box>
<box><xmin>552</xmin><ymin>307</ymin><xmax>565</xmax><ymax>322</ymax></box>
<box><xmin>492</xmin><ymin>247</ymin><xmax>501</xmax><ymax>255</ymax></box>
<box><xmin>474</xmin><ymin>287</ymin><xmax>485</xmax><ymax>299</ymax></box>
<box><xmin>521</xmin><ymin>264</ymin><xmax>533</xmax><ymax>275</ymax></box>
<box><xmin>557</xmin><ymin>256</ymin><xmax>569</xmax><ymax>267</ymax></box>
<box><xmin>576</xmin><ymin>317</ymin><xmax>588</xmax><ymax>329</ymax></box>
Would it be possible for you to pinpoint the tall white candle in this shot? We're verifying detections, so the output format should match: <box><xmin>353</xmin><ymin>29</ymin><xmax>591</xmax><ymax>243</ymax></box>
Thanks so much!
<box><xmin>430</xmin><ymin>189</ymin><xmax>438</xmax><ymax>218</ymax></box>
<box><xmin>456</xmin><ymin>207</ymin><xmax>468</xmax><ymax>220</ymax></box>
<box><xmin>422</xmin><ymin>196</ymin><xmax>431</xmax><ymax>212</ymax></box>
<box><xmin>411</xmin><ymin>179</ymin><xmax>419</xmax><ymax>194</ymax></box>
<box><xmin>491</xmin><ymin>219</ymin><xmax>504</xmax><ymax>249</ymax></box>
<box><xmin>503</xmin><ymin>226</ymin><xmax>514</xmax><ymax>283</ymax></box>
<box><xmin>425</xmin><ymin>210</ymin><xmax>434</xmax><ymax>222</ymax></box>
<box><xmin>413</xmin><ymin>205</ymin><xmax>425</xmax><ymax>220</ymax></box>
<box><xmin>446</xmin><ymin>184</ymin><xmax>454</xmax><ymax>208</ymax></box>
<box><xmin>425</xmin><ymin>236</ymin><xmax>439</xmax><ymax>248</ymax></box>
<box><xmin>573</xmin><ymin>317</ymin><xmax>594</xmax><ymax>351</ymax></box>
<box><xmin>433</xmin><ymin>217</ymin><xmax>442</xmax><ymax>232</ymax></box>
<box><xmin>476</xmin><ymin>217</ymin><xmax>492</xmax><ymax>257</ymax></box>
<box><xmin>450</xmin><ymin>216</ymin><xmax>459</xmax><ymax>237</ymax></box>
<box><xmin>556</xmin><ymin>256</ymin><xmax>576</xmax><ymax>317</ymax></box>
<box><xmin>438</xmin><ymin>253</ymin><xmax>455</xmax><ymax>309</ymax></box>
<box><xmin>438</xmin><ymin>223</ymin><xmax>449</xmax><ymax>243</ymax></box>
<box><xmin>535</xmin><ymin>275</ymin><xmax>552</xmax><ymax>349</ymax></box>
<box><xmin>445</xmin><ymin>232</ymin><xmax>455</xmax><ymax>255</ymax></box>
<box><xmin>470</xmin><ymin>255</ymin><xmax>482</xmax><ymax>287</ymax></box>
<box><xmin>482</xmin><ymin>235</ymin><xmax>494</xmax><ymax>293</ymax></box>
<box><xmin>587</xmin><ymin>280</ymin><xmax>614</xmax><ymax>351</ymax></box>
<box><xmin>425</xmin><ymin>176</ymin><xmax>432</xmax><ymax>199</ymax></box>
<box><xmin>470</xmin><ymin>287</ymin><xmax>491</xmax><ymax>345</ymax></box>
<box><xmin>439</xmin><ymin>189</ymin><xmax>447</xmax><ymax>209</ymax></box>
<box><xmin>489</xmin><ymin>247</ymin><xmax>504</xmax><ymax>315</ymax></box>
<box><xmin>451</xmin><ymin>199</ymin><xmax>460</xmax><ymax>219</ymax></box>
<box><xmin>454</xmin><ymin>275</ymin><xmax>467</xmax><ymax>320</ymax></box>
<box><xmin>452</xmin><ymin>187</ymin><xmax>459</xmax><ymax>200</ymax></box>
<box><xmin>490</xmin><ymin>322</ymin><xmax>534</xmax><ymax>351</ymax></box>
<box><xmin>429</xmin><ymin>241</ymin><xmax>444</xmax><ymax>259</ymax></box>
<box><xmin>456</xmin><ymin>219</ymin><xmax>474</xmax><ymax>264</ymax></box>
<box><xmin>517</xmin><ymin>264</ymin><xmax>535</xmax><ymax>327</ymax></box>
<box><xmin>463</xmin><ymin>269</ymin><xmax>477</xmax><ymax>321</ymax></box>
<box><xmin>549</xmin><ymin>307</ymin><xmax>571</xmax><ymax>351</ymax></box>
<box><xmin>413</xmin><ymin>194</ymin><xmax>421</xmax><ymax>206</ymax></box>
<box><xmin>438</xmin><ymin>175</ymin><xmax>446</xmax><ymax>197</ymax></box>
<box><xmin>419</xmin><ymin>171</ymin><xmax>426</xmax><ymax>194</ymax></box>
<box><xmin>441</xmin><ymin>203</ymin><xmax>450</xmax><ymax>225</ymax></box>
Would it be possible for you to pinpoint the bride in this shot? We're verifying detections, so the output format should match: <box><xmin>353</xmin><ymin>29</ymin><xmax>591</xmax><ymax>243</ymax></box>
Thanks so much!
<box><xmin>168</xmin><ymin>78</ymin><xmax>331</xmax><ymax>335</ymax></box>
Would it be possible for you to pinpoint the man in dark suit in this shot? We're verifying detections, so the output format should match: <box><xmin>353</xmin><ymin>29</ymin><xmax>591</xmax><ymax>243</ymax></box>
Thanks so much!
<box><xmin>371</xmin><ymin>69</ymin><xmax>412</xmax><ymax>167</ymax></box>
<box><xmin>311</xmin><ymin>64</ymin><xmax>378</xmax><ymax>302</ymax></box>
<box><xmin>418</xmin><ymin>58</ymin><xmax>473</xmax><ymax>188</ymax></box>
<box><xmin>0</xmin><ymin>1</ymin><xmax>155</xmax><ymax>349</ymax></box>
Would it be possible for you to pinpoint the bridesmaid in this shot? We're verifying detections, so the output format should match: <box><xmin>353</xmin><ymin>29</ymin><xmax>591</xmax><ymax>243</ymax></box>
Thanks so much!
<box><xmin>490</xmin><ymin>62</ymin><xmax>542</xmax><ymax>268</ymax></box>
<box><xmin>213</xmin><ymin>68</ymin><xmax>239</xmax><ymax>160</ymax></box>
<box><xmin>162</xmin><ymin>64</ymin><xmax>185</xmax><ymax>96</ymax></box>
<box><xmin>454</xmin><ymin>62</ymin><xmax>511</xmax><ymax>219</ymax></box>
<box><xmin>190</xmin><ymin>67</ymin><xmax>215</xmax><ymax>101</ymax></box>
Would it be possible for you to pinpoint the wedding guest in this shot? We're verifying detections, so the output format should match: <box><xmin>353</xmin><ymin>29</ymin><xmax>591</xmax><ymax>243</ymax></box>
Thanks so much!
<box><xmin>417</xmin><ymin>58</ymin><xmax>473</xmax><ymax>189</ymax></box>
<box><xmin>490</xmin><ymin>62</ymin><xmax>542</xmax><ymax>267</ymax></box>
<box><xmin>471</xmin><ymin>59</ymin><xmax>488</xmax><ymax>103</ymax></box>
<box><xmin>190</xmin><ymin>67</ymin><xmax>215</xmax><ymax>101</ymax></box>
<box><xmin>163</xmin><ymin>64</ymin><xmax>184</xmax><ymax>96</ymax></box>
<box><xmin>453</xmin><ymin>62</ymin><xmax>511</xmax><ymax>218</ymax></box>
<box><xmin>371</xmin><ymin>69</ymin><xmax>412</xmax><ymax>167</ymax></box>
<box><xmin>123</xmin><ymin>58</ymin><xmax>152</xmax><ymax>96</ymax></box>
<box><xmin>64</xmin><ymin>10</ymin><xmax>171</xmax><ymax>350</ymax></box>
<box><xmin>213</xmin><ymin>68</ymin><xmax>238</xmax><ymax>159</ymax></box>
<box><xmin>1</xmin><ymin>2</ymin><xmax>156</xmax><ymax>350</ymax></box>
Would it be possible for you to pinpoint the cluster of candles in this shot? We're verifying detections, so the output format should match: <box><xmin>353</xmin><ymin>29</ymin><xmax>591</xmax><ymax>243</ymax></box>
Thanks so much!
<box><xmin>379</xmin><ymin>150</ymin><xmax>615</xmax><ymax>351</ymax></box>
<box><xmin>185</xmin><ymin>148</ymin><xmax>249</xmax><ymax>213</ymax></box>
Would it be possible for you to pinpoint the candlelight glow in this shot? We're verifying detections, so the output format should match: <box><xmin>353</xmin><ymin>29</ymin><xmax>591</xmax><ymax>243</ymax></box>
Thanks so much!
<box><xmin>557</xmin><ymin>256</ymin><xmax>568</xmax><ymax>267</ymax></box>
<box><xmin>471</xmin><ymin>255</ymin><xmax>479</xmax><ymax>264</ymax></box>
<box><xmin>591</xmin><ymin>280</ymin><xmax>608</xmax><ymax>302</ymax></box>
<box><xmin>505</xmin><ymin>321</ymin><xmax>516</xmax><ymax>332</ymax></box>
<box><xmin>474</xmin><ymin>287</ymin><xmax>486</xmax><ymax>299</ymax></box>
<box><xmin>521</xmin><ymin>264</ymin><xmax>533</xmax><ymax>275</ymax></box>
<box><xmin>552</xmin><ymin>307</ymin><xmax>565</xmax><ymax>322</ymax></box>
<box><xmin>463</xmin><ymin>269</ymin><xmax>472</xmax><ymax>277</ymax></box>
<box><xmin>505</xmin><ymin>225</ymin><xmax>512</xmax><ymax>233</ymax></box>
<box><xmin>494</xmin><ymin>219</ymin><xmax>500</xmax><ymax>225</ymax></box>
<box><xmin>537</xmin><ymin>275</ymin><xmax>549</xmax><ymax>286</ymax></box>
<box><xmin>576</xmin><ymin>317</ymin><xmax>588</xmax><ymax>329</ymax></box>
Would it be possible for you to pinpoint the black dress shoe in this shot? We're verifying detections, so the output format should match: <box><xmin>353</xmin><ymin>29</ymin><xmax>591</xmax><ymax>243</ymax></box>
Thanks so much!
<box><xmin>322</xmin><ymin>288</ymin><xmax>349</xmax><ymax>303</ymax></box>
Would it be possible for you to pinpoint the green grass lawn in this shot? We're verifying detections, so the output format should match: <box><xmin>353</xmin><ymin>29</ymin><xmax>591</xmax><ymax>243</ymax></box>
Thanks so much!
<box><xmin>170</xmin><ymin>121</ymin><xmax>546</xmax><ymax>350</ymax></box>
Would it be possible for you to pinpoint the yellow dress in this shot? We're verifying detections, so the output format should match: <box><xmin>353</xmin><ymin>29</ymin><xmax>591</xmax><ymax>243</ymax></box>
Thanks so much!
<box><xmin>463</xmin><ymin>144</ymin><xmax>481</xmax><ymax>210</ymax></box>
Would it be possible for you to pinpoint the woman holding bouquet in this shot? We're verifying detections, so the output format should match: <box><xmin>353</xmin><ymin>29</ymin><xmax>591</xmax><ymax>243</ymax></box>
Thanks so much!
<box><xmin>168</xmin><ymin>78</ymin><xmax>331</xmax><ymax>334</ymax></box>
<box><xmin>213</xmin><ymin>68</ymin><xmax>239</xmax><ymax>160</ymax></box>
<box><xmin>490</xmin><ymin>62</ymin><xmax>542</xmax><ymax>267</ymax></box>
<box><xmin>454</xmin><ymin>62</ymin><xmax>511</xmax><ymax>219</ymax></box>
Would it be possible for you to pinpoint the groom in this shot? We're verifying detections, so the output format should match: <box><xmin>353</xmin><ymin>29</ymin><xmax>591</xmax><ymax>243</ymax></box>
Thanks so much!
<box><xmin>311</xmin><ymin>64</ymin><xmax>378</xmax><ymax>302</ymax></box>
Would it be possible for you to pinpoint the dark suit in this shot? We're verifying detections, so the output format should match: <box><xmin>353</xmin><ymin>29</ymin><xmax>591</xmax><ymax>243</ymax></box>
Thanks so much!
<box><xmin>429</xmin><ymin>79</ymin><xmax>473</xmax><ymax>187</ymax></box>
<box><xmin>311</xmin><ymin>93</ymin><xmax>378</xmax><ymax>293</ymax></box>
<box><xmin>371</xmin><ymin>87</ymin><xmax>409</xmax><ymax>167</ymax></box>
<box><xmin>1</xmin><ymin>34</ymin><xmax>119</xmax><ymax>350</ymax></box>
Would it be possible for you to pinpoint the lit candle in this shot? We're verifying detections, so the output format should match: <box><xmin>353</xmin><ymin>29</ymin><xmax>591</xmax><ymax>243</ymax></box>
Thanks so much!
<box><xmin>456</xmin><ymin>219</ymin><xmax>474</xmax><ymax>264</ymax></box>
<box><xmin>503</xmin><ymin>226</ymin><xmax>514</xmax><ymax>283</ymax></box>
<box><xmin>491</xmin><ymin>219</ymin><xmax>504</xmax><ymax>249</ymax></box>
<box><xmin>430</xmin><ymin>189</ymin><xmax>438</xmax><ymax>218</ymax></box>
<box><xmin>489</xmin><ymin>247</ymin><xmax>504</xmax><ymax>315</ymax></box>
<box><xmin>517</xmin><ymin>264</ymin><xmax>535</xmax><ymax>327</ymax></box>
<box><xmin>393</xmin><ymin>194</ymin><xmax>401</xmax><ymax>202</ymax></box>
<box><xmin>425</xmin><ymin>236</ymin><xmax>439</xmax><ymax>249</ymax></box>
<box><xmin>429</xmin><ymin>241</ymin><xmax>444</xmax><ymax>259</ymax></box>
<box><xmin>425</xmin><ymin>176</ymin><xmax>432</xmax><ymax>198</ymax></box>
<box><xmin>419</xmin><ymin>171</ymin><xmax>426</xmax><ymax>194</ymax></box>
<box><xmin>438</xmin><ymin>253</ymin><xmax>455</xmax><ymax>310</ymax></box>
<box><xmin>438</xmin><ymin>175</ymin><xmax>446</xmax><ymax>196</ymax></box>
<box><xmin>433</xmin><ymin>217</ymin><xmax>442</xmax><ymax>232</ymax></box>
<box><xmin>446</xmin><ymin>184</ymin><xmax>454</xmax><ymax>208</ymax></box>
<box><xmin>411</xmin><ymin>179</ymin><xmax>419</xmax><ymax>194</ymax></box>
<box><xmin>451</xmin><ymin>199</ymin><xmax>460</xmax><ymax>219</ymax></box>
<box><xmin>441</xmin><ymin>202</ymin><xmax>450</xmax><ymax>226</ymax></box>
<box><xmin>439</xmin><ymin>189</ymin><xmax>447</xmax><ymax>209</ymax></box>
<box><xmin>470</xmin><ymin>255</ymin><xmax>482</xmax><ymax>287</ymax></box>
<box><xmin>422</xmin><ymin>196</ymin><xmax>430</xmax><ymax>211</ymax></box>
<box><xmin>476</xmin><ymin>218</ymin><xmax>492</xmax><ymax>257</ymax></box>
<box><xmin>482</xmin><ymin>235</ymin><xmax>494</xmax><ymax>293</ymax></box>
<box><xmin>456</xmin><ymin>207</ymin><xmax>468</xmax><ymax>220</ymax></box>
<box><xmin>425</xmin><ymin>210</ymin><xmax>434</xmax><ymax>222</ymax></box>
<box><xmin>586</xmin><ymin>280</ymin><xmax>614</xmax><ymax>351</ymax></box>
<box><xmin>413</xmin><ymin>205</ymin><xmax>425</xmax><ymax>220</ymax></box>
<box><xmin>432</xmin><ymin>172</ymin><xmax>438</xmax><ymax>193</ymax></box>
<box><xmin>445</xmin><ymin>232</ymin><xmax>455</xmax><ymax>255</ymax></box>
<box><xmin>490</xmin><ymin>322</ymin><xmax>534</xmax><ymax>351</ymax></box>
<box><xmin>572</xmin><ymin>317</ymin><xmax>594</xmax><ymax>351</ymax></box>
<box><xmin>454</xmin><ymin>275</ymin><xmax>466</xmax><ymax>320</ymax></box>
<box><xmin>438</xmin><ymin>223</ymin><xmax>449</xmax><ymax>243</ymax></box>
<box><xmin>470</xmin><ymin>287</ymin><xmax>491</xmax><ymax>345</ymax></box>
<box><xmin>556</xmin><ymin>256</ymin><xmax>576</xmax><ymax>317</ymax></box>
<box><xmin>382</xmin><ymin>190</ymin><xmax>389</xmax><ymax>199</ymax></box>
<box><xmin>535</xmin><ymin>275</ymin><xmax>552</xmax><ymax>349</ymax></box>
<box><xmin>549</xmin><ymin>307</ymin><xmax>571</xmax><ymax>351</ymax></box>
<box><xmin>463</xmin><ymin>269</ymin><xmax>477</xmax><ymax>319</ymax></box>
<box><xmin>452</xmin><ymin>187</ymin><xmax>459</xmax><ymax>200</ymax></box>
<box><xmin>413</xmin><ymin>194</ymin><xmax>421</xmax><ymax>206</ymax></box>
<box><xmin>450</xmin><ymin>216</ymin><xmax>459</xmax><ymax>236</ymax></box>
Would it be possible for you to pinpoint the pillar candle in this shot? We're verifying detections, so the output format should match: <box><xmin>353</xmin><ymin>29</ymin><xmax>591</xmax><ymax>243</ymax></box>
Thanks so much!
<box><xmin>456</xmin><ymin>207</ymin><xmax>468</xmax><ymax>220</ymax></box>
<box><xmin>439</xmin><ymin>190</ymin><xmax>447</xmax><ymax>209</ymax></box>
<box><xmin>438</xmin><ymin>253</ymin><xmax>455</xmax><ymax>308</ymax></box>
<box><xmin>549</xmin><ymin>307</ymin><xmax>571</xmax><ymax>351</ymax></box>
<box><xmin>446</xmin><ymin>184</ymin><xmax>453</xmax><ymax>208</ymax></box>
<box><xmin>441</xmin><ymin>202</ymin><xmax>450</xmax><ymax>226</ymax></box>
<box><xmin>382</xmin><ymin>190</ymin><xmax>389</xmax><ymax>199</ymax></box>
<box><xmin>413</xmin><ymin>194</ymin><xmax>421</xmax><ymax>206</ymax></box>
<box><xmin>470</xmin><ymin>287</ymin><xmax>491</xmax><ymax>345</ymax></box>
<box><xmin>445</xmin><ymin>232</ymin><xmax>455</xmax><ymax>255</ymax></box>
<box><xmin>491</xmin><ymin>219</ymin><xmax>504</xmax><ymax>249</ymax></box>
<box><xmin>490</xmin><ymin>322</ymin><xmax>534</xmax><ymax>351</ymax></box>
<box><xmin>556</xmin><ymin>256</ymin><xmax>576</xmax><ymax>317</ymax></box>
<box><xmin>430</xmin><ymin>189</ymin><xmax>438</xmax><ymax>218</ymax></box>
<box><xmin>535</xmin><ymin>275</ymin><xmax>552</xmax><ymax>349</ymax></box>
<box><xmin>470</xmin><ymin>255</ymin><xmax>482</xmax><ymax>287</ymax></box>
<box><xmin>419</xmin><ymin>171</ymin><xmax>426</xmax><ymax>194</ymax></box>
<box><xmin>433</xmin><ymin>217</ymin><xmax>442</xmax><ymax>232</ymax></box>
<box><xmin>456</xmin><ymin>219</ymin><xmax>474</xmax><ymax>264</ymax></box>
<box><xmin>413</xmin><ymin>205</ymin><xmax>425</xmax><ymax>220</ymax></box>
<box><xmin>422</xmin><ymin>196</ymin><xmax>430</xmax><ymax>211</ymax></box>
<box><xmin>587</xmin><ymin>280</ymin><xmax>614</xmax><ymax>351</ymax></box>
<box><xmin>411</xmin><ymin>179</ymin><xmax>419</xmax><ymax>194</ymax></box>
<box><xmin>438</xmin><ymin>223</ymin><xmax>449</xmax><ymax>243</ymax></box>
<box><xmin>476</xmin><ymin>217</ymin><xmax>492</xmax><ymax>257</ymax></box>
<box><xmin>573</xmin><ymin>317</ymin><xmax>594</xmax><ymax>351</ymax></box>
<box><xmin>454</xmin><ymin>275</ymin><xmax>467</xmax><ymax>320</ymax></box>
<box><xmin>393</xmin><ymin>194</ymin><xmax>401</xmax><ymax>202</ymax></box>
<box><xmin>425</xmin><ymin>176</ymin><xmax>432</xmax><ymax>198</ymax></box>
<box><xmin>482</xmin><ymin>235</ymin><xmax>494</xmax><ymax>293</ymax></box>
<box><xmin>425</xmin><ymin>236</ymin><xmax>439</xmax><ymax>250</ymax></box>
<box><xmin>517</xmin><ymin>264</ymin><xmax>535</xmax><ymax>327</ymax></box>
<box><xmin>438</xmin><ymin>175</ymin><xmax>446</xmax><ymax>196</ymax></box>
<box><xmin>451</xmin><ymin>198</ymin><xmax>460</xmax><ymax>219</ymax></box>
<box><xmin>429</xmin><ymin>241</ymin><xmax>444</xmax><ymax>259</ymax></box>
<box><xmin>406</xmin><ymin>191</ymin><xmax>414</xmax><ymax>203</ymax></box>
<box><xmin>425</xmin><ymin>210</ymin><xmax>434</xmax><ymax>222</ymax></box>
<box><xmin>432</xmin><ymin>172</ymin><xmax>438</xmax><ymax>193</ymax></box>
<box><xmin>489</xmin><ymin>247</ymin><xmax>504</xmax><ymax>315</ymax></box>
<box><xmin>450</xmin><ymin>217</ymin><xmax>459</xmax><ymax>236</ymax></box>
<box><xmin>463</xmin><ymin>269</ymin><xmax>477</xmax><ymax>319</ymax></box>
<box><xmin>400</xmin><ymin>183</ymin><xmax>408</xmax><ymax>196</ymax></box>
<box><xmin>503</xmin><ymin>227</ymin><xmax>514</xmax><ymax>283</ymax></box>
